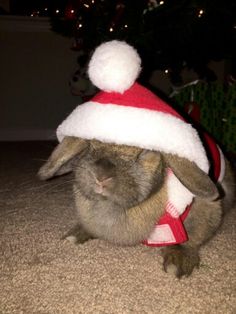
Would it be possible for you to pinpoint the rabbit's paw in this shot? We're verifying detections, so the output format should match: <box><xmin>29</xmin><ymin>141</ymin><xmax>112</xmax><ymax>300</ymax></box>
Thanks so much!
<box><xmin>162</xmin><ymin>245</ymin><xmax>200</xmax><ymax>278</ymax></box>
<box><xmin>62</xmin><ymin>224</ymin><xmax>94</xmax><ymax>244</ymax></box>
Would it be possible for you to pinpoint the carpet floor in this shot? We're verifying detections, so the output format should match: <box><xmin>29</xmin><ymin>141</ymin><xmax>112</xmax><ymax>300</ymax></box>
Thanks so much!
<box><xmin>0</xmin><ymin>142</ymin><xmax>235</xmax><ymax>314</ymax></box>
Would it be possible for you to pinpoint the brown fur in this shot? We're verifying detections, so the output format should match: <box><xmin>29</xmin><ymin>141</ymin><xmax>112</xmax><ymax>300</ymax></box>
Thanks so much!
<box><xmin>161</xmin><ymin>158</ymin><xmax>235</xmax><ymax>277</ymax></box>
<box><xmin>38</xmin><ymin>137</ymin><xmax>88</xmax><ymax>180</ymax></box>
<box><xmin>38</xmin><ymin>136</ymin><xmax>235</xmax><ymax>277</ymax></box>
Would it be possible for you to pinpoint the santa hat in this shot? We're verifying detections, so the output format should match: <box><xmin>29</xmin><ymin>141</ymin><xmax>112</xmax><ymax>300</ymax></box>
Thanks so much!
<box><xmin>56</xmin><ymin>40</ymin><xmax>211</xmax><ymax>246</ymax></box>
<box><xmin>57</xmin><ymin>40</ymin><xmax>209</xmax><ymax>173</ymax></box>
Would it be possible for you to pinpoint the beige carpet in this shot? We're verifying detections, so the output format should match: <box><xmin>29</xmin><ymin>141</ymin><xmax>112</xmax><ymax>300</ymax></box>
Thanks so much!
<box><xmin>1</xmin><ymin>142</ymin><xmax>235</xmax><ymax>314</ymax></box>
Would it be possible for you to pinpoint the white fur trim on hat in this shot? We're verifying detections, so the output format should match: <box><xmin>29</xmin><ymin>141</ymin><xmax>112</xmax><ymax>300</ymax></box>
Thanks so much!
<box><xmin>88</xmin><ymin>40</ymin><xmax>141</xmax><ymax>93</ymax></box>
<box><xmin>57</xmin><ymin>101</ymin><xmax>209</xmax><ymax>173</ymax></box>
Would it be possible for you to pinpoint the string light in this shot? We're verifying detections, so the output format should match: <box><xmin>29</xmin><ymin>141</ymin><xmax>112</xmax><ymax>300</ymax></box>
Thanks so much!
<box><xmin>71</xmin><ymin>10</ymin><xmax>75</xmax><ymax>14</ymax></box>
<box><xmin>109</xmin><ymin>27</ymin><xmax>114</xmax><ymax>32</ymax></box>
<box><xmin>198</xmin><ymin>9</ymin><xmax>204</xmax><ymax>18</ymax></box>
<box><xmin>124</xmin><ymin>24</ymin><xmax>128</xmax><ymax>28</ymax></box>
<box><xmin>30</xmin><ymin>11</ymin><xmax>39</xmax><ymax>17</ymax></box>
<box><xmin>78</xmin><ymin>23</ymin><xmax>83</xmax><ymax>28</ymax></box>
<box><xmin>56</xmin><ymin>9</ymin><xmax>60</xmax><ymax>14</ymax></box>
<box><xmin>44</xmin><ymin>8</ymin><xmax>48</xmax><ymax>11</ymax></box>
<box><xmin>143</xmin><ymin>0</ymin><xmax>164</xmax><ymax>14</ymax></box>
<box><xmin>164</xmin><ymin>69</ymin><xmax>169</xmax><ymax>74</ymax></box>
<box><xmin>84</xmin><ymin>4</ymin><xmax>90</xmax><ymax>8</ymax></box>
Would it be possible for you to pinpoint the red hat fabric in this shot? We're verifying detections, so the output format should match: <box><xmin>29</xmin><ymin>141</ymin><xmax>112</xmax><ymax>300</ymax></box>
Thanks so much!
<box><xmin>92</xmin><ymin>82</ymin><xmax>184</xmax><ymax>119</ymax></box>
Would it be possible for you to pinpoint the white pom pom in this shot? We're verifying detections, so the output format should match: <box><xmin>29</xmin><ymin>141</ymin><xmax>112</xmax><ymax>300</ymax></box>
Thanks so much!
<box><xmin>88</xmin><ymin>40</ymin><xmax>141</xmax><ymax>93</ymax></box>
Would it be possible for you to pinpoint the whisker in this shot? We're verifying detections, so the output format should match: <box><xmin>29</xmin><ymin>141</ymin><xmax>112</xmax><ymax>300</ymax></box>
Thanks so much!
<box><xmin>31</xmin><ymin>158</ymin><xmax>49</xmax><ymax>162</ymax></box>
<box><xmin>18</xmin><ymin>178</ymin><xmax>37</xmax><ymax>187</ymax></box>
<box><xmin>19</xmin><ymin>178</ymin><xmax>76</xmax><ymax>192</ymax></box>
<box><xmin>24</xmin><ymin>180</ymin><xmax>76</xmax><ymax>203</ymax></box>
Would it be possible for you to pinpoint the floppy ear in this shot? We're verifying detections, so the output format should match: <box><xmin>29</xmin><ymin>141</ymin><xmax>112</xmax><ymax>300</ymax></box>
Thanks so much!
<box><xmin>38</xmin><ymin>136</ymin><xmax>88</xmax><ymax>180</ymax></box>
<box><xmin>163</xmin><ymin>153</ymin><xmax>219</xmax><ymax>200</ymax></box>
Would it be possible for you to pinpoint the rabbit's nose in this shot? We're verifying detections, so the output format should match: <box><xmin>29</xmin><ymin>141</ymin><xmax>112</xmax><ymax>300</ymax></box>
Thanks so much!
<box><xmin>95</xmin><ymin>158</ymin><xmax>115</xmax><ymax>181</ymax></box>
<box><xmin>95</xmin><ymin>177</ymin><xmax>113</xmax><ymax>187</ymax></box>
<box><xmin>94</xmin><ymin>177</ymin><xmax>114</xmax><ymax>195</ymax></box>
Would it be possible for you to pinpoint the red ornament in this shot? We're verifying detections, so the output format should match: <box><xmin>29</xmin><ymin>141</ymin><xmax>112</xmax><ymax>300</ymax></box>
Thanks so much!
<box><xmin>65</xmin><ymin>4</ymin><xmax>76</xmax><ymax>20</ymax></box>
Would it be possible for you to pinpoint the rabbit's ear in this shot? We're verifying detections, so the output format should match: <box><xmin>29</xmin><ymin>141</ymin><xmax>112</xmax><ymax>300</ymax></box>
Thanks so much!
<box><xmin>38</xmin><ymin>136</ymin><xmax>88</xmax><ymax>180</ymax></box>
<box><xmin>163</xmin><ymin>153</ymin><xmax>219</xmax><ymax>200</ymax></box>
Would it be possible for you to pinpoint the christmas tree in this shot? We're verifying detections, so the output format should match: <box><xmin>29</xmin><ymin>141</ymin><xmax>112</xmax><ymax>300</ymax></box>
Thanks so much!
<box><xmin>8</xmin><ymin>0</ymin><xmax>235</xmax><ymax>83</ymax></box>
<box><xmin>48</xmin><ymin>0</ymin><xmax>236</xmax><ymax>83</ymax></box>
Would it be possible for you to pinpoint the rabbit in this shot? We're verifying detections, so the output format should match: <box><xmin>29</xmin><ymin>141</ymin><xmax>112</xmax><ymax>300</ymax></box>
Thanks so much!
<box><xmin>38</xmin><ymin>136</ymin><xmax>235</xmax><ymax>278</ymax></box>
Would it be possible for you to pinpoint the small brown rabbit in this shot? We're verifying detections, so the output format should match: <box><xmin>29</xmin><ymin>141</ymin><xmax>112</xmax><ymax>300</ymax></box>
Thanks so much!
<box><xmin>38</xmin><ymin>136</ymin><xmax>235</xmax><ymax>278</ymax></box>
<box><xmin>38</xmin><ymin>40</ymin><xmax>235</xmax><ymax>278</ymax></box>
